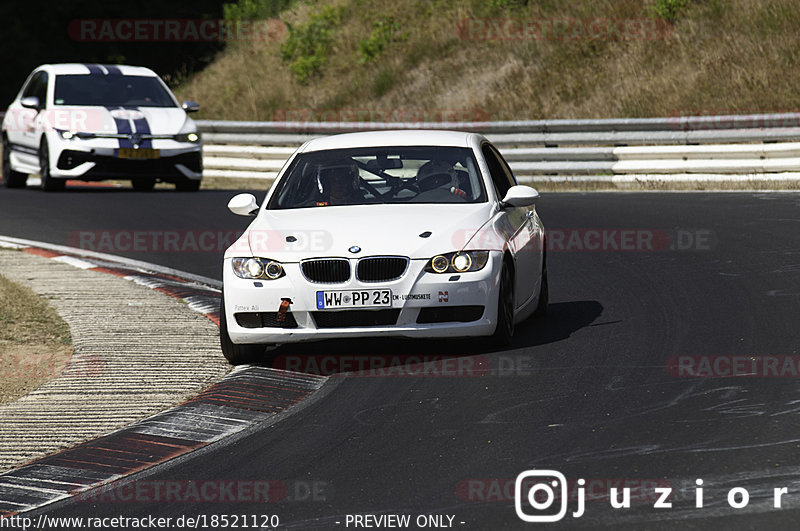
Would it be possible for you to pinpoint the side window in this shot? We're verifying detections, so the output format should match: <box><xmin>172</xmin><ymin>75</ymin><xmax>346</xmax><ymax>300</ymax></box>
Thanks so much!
<box><xmin>35</xmin><ymin>72</ymin><xmax>48</xmax><ymax>105</ymax></box>
<box><xmin>21</xmin><ymin>72</ymin><xmax>47</xmax><ymax>106</ymax></box>
<box><xmin>481</xmin><ymin>143</ymin><xmax>516</xmax><ymax>199</ymax></box>
<box><xmin>21</xmin><ymin>73</ymin><xmax>41</xmax><ymax>98</ymax></box>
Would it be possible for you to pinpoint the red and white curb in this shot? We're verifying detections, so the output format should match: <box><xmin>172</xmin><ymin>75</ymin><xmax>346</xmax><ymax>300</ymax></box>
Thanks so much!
<box><xmin>0</xmin><ymin>236</ymin><xmax>330</xmax><ymax>516</ymax></box>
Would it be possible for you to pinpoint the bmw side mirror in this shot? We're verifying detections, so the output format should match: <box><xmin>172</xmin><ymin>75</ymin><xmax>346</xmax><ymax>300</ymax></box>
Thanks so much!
<box><xmin>181</xmin><ymin>100</ymin><xmax>200</xmax><ymax>113</ymax></box>
<box><xmin>20</xmin><ymin>96</ymin><xmax>40</xmax><ymax>110</ymax></box>
<box><xmin>228</xmin><ymin>193</ymin><xmax>260</xmax><ymax>216</ymax></box>
<box><xmin>501</xmin><ymin>185</ymin><xmax>540</xmax><ymax>208</ymax></box>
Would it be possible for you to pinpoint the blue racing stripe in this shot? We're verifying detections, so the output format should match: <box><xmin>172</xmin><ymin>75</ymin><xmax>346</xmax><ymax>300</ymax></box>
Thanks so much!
<box><xmin>129</xmin><ymin>108</ymin><xmax>153</xmax><ymax>149</ymax></box>
<box><xmin>83</xmin><ymin>64</ymin><xmax>103</xmax><ymax>75</ymax></box>
<box><xmin>102</xmin><ymin>64</ymin><xmax>122</xmax><ymax>75</ymax></box>
<box><xmin>107</xmin><ymin>107</ymin><xmax>133</xmax><ymax>149</ymax></box>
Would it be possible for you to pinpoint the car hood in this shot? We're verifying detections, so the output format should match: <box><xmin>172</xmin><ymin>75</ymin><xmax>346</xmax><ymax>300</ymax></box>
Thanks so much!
<box><xmin>48</xmin><ymin>106</ymin><xmax>188</xmax><ymax>135</ymax></box>
<box><xmin>229</xmin><ymin>202</ymin><xmax>498</xmax><ymax>261</ymax></box>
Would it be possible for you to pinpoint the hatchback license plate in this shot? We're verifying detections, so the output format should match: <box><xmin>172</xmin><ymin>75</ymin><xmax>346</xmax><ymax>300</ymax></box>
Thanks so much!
<box><xmin>117</xmin><ymin>148</ymin><xmax>160</xmax><ymax>159</ymax></box>
<box><xmin>316</xmin><ymin>289</ymin><xmax>391</xmax><ymax>309</ymax></box>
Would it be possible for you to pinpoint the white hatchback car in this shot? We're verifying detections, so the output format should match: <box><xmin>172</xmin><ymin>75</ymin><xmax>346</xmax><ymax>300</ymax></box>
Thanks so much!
<box><xmin>220</xmin><ymin>130</ymin><xmax>547</xmax><ymax>364</ymax></box>
<box><xmin>1</xmin><ymin>63</ymin><xmax>202</xmax><ymax>191</ymax></box>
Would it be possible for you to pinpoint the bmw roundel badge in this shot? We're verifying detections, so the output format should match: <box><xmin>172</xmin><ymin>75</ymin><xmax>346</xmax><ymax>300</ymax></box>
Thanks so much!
<box><xmin>349</xmin><ymin>246</ymin><xmax>361</xmax><ymax>254</ymax></box>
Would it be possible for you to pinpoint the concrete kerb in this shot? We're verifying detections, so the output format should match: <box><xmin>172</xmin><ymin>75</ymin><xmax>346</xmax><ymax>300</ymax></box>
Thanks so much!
<box><xmin>0</xmin><ymin>237</ymin><xmax>329</xmax><ymax>515</ymax></box>
<box><xmin>0</xmin><ymin>242</ymin><xmax>230</xmax><ymax>474</ymax></box>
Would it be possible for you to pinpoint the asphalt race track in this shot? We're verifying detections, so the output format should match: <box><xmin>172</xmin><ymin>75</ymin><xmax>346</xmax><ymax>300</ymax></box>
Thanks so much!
<box><xmin>3</xmin><ymin>185</ymin><xmax>800</xmax><ymax>529</ymax></box>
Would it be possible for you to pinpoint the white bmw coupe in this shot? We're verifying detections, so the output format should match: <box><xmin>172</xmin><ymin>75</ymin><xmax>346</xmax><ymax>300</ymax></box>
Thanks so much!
<box><xmin>220</xmin><ymin>130</ymin><xmax>547</xmax><ymax>364</ymax></box>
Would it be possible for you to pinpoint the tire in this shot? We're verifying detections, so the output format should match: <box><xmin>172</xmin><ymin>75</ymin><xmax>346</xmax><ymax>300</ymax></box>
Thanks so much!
<box><xmin>534</xmin><ymin>253</ymin><xmax>548</xmax><ymax>318</ymax></box>
<box><xmin>491</xmin><ymin>258</ymin><xmax>515</xmax><ymax>347</ymax></box>
<box><xmin>132</xmin><ymin>178</ymin><xmax>156</xmax><ymax>192</ymax></box>
<box><xmin>175</xmin><ymin>179</ymin><xmax>201</xmax><ymax>192</ymax></box>
<box><xmin>39</xmin><ymin>140</ymin><xmax>64</xmax><ymax>192</ymax></box>
<box><xmin>219</xmin><ymin>293</ymin><xmax>265</xmax><ymax>365</ymax></box>
<box><xmin>2</xmin><ymin>137</ymin><xmax>27</xmax><ymax>188</ymax></box>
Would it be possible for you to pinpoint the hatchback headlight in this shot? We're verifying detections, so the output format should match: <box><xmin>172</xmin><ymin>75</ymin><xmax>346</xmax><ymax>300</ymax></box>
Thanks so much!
<box><xmin>55</xmin><ymin>129</ymin><xmax>96</xmax><ymax>140</ymax></box>
<box><xmin>174</xmin><ymin>132</ymin><xmax>200</xmax><ymax>143</ymax></box>
<box><xmin>232</xmin><ymin>257</ymin><xmax>285</xmax><ymax>280</ymax></box>
<box><xmin>425</xmin><ymin>251</ymin><xmax>489</xmax><ymax>274</ymax></box>
<box><xmin>56</xmin><ymin>129</ymin><xmax>78</xmax><ymax>140</ymax></box>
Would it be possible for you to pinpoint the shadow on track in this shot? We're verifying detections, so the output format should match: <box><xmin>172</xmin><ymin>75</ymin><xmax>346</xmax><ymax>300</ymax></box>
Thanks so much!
<box><xmin>253</xmin><ymin>300</ymin><xmax>604</xmax><ymax>377</ymax></box>
<box><xmin>511</xmin><ymin>300</ymin><xmax>605</xmax><ymax>348</ymax></box>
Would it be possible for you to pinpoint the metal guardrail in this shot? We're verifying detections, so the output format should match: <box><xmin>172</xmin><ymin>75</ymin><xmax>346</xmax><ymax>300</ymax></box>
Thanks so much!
<box><xmin>196</xmin><ymin>113</ymin><xmax>800</xmax><ymax>181</ymax></box>
<box><xmin>7</xmin><ymin>110</ymin><xmax>800</xmax><ymax>181</ymax></box>
<box><xmin>197</xmin><ymin>113</ymin><xmax>800</xmax><ymax>134</ymax></box>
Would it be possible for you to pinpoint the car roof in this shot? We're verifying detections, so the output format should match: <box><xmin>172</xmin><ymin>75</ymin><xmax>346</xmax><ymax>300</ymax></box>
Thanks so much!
<box><xmin>36</xmin><ymin>63</ymin><xmax>159</xmax><ymax>77</ymax></box>
<box><xmin>298</xmin><ymin>130</ymin><xmax>484</xmax><ymax>152</ymax></box>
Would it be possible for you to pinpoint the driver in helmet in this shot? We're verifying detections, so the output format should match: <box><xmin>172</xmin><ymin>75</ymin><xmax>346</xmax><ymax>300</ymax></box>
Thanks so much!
<box><xmin>316</xmin><ymin>159</ymin><xmax>364</xmax><ymax>205</ymax></box>
<box><xmin>416</xmin><ymin>159</ymin><xmax>468</xmax><ymax>200</ymax></box>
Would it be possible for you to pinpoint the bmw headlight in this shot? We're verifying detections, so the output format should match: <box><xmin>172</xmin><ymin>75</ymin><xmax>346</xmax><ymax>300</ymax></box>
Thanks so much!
<box><xmin>431</xmin><ymin>255</ymin><xmax>449</xmax><ymax>273</ymax></box>
<box><xmin>425</xmin><ymin>251</ymin><xmax>489</xmax><ymax>274</ymax></box>
<box><xmin>232</xmin><ymin>257</ymin><xmax>285</xmax><ymax>280</ymax></box>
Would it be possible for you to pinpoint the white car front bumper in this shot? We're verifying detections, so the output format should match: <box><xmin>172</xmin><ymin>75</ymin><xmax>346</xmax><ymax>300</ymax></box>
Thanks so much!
<box><xmin>223</xmin><ymin>253</ymin><xmax>502</xmax><ymax>344</ymax></box>
<box><xmin>47</xmin><ymin>134</ymin><xmax>202</xmax><ymax>180</ymax></box>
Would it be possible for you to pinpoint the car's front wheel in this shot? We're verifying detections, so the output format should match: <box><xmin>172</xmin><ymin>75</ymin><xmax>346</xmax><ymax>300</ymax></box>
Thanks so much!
<box><xmin>491</xmin><ymin>258</ymin><xmax>515</xmax><ymax>347</ymax></box>
<box><xmin>219</xmin><ymin>293</ymin><xmax>265</xmax><ymax>365</ymax></box>
<box><xmin>2</xmin><ymin>136</ymin><xmax>28</xmax><ymax>188</ymax></box>
<box><xmin>39</xmin><ymin>140</ymin><xmax>64</xmax><ymax>192</ymax></box>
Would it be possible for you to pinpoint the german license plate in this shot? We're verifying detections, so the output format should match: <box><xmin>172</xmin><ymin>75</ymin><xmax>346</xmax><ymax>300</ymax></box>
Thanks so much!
<box><xmin>117</xmin><ymin>148</ymin><xmax>160</xmax><ymax>159</ymax></box>
<box><xmin>316</xmin><ymin>289</ymin><xmax>391</xmax><ymax>309</ymax></box>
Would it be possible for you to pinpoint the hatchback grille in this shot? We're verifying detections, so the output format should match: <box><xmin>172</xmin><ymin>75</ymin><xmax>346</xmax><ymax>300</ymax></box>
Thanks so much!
<box><xmin>301</xmin><ymin>259</ymin><xmax>350</xmax><ymax>283</ymax></box>
<box><xmin>312</xmin><ymin>309</ymin><xmax>400</xmax><ymax>328</ymax></box>
<box><xmin>356</xmin><ymin>257</ymin><xmax>409</xmax><ymax>282</ymax></box>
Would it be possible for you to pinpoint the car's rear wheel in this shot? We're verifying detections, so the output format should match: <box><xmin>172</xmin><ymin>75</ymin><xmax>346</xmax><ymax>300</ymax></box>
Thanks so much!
<box><xmin>39</xmin><ymin>140</ymin><xmax>64</xmax><ymax>192</ymax></box>
<box><xmin>132</xmin><ymin>178</ymin><xmax>156</xmax><ymax>192</ymax></box>
<box><xmin>175</xmin><ymin>179</ymin><xmax>200</xmax><ymax>192</ymax></box>
<box><xmin>491</xmin><ymin>258</ymin><xmax>515</xmax><ymax>346</ymax></box>
<box><xmin>219</xmin><ymin>293</ymin><xmax>265</xmax><ymax>365</ymax></box>
<box><xmin>2</xmin><ymin>137</ymin><xmax>27</xmax><ymax>188</ymax></box>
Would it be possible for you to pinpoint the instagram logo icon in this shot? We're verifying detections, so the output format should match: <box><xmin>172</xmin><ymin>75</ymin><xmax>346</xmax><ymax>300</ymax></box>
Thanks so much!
<box><xmin>515</xmin><ymin>470</ymin><xmax>576</xmax><ymax>522</ymax></box>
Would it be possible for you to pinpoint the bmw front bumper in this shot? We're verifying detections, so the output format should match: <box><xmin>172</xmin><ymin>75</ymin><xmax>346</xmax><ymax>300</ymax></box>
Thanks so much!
<box><xmin>222</xmin><ymin>253</ymin><xmax>502</xmax><ymax>344</ymax></box>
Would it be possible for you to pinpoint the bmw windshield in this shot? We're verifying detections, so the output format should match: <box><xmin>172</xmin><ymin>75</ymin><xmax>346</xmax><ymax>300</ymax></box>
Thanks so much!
<box><xmin>53</xmin><ymin>74</ymin><xmax>177</xmax><ymax>107</ymax></box>
<box><xmin>268</xmin><ymin>146</ymin><xmax>487</xmax><ymax>209</ymax></box>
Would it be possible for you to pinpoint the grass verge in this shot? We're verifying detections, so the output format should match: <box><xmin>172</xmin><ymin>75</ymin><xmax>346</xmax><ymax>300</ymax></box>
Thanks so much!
<box><xmin>0</xmin><ymin>263</ymin><xmax>73</xmax><ymax>405</ymax></box>
<box><xmin>178</xmin><ymin>0</ymin><xmax>800</xmax><ymax>122</ymax></box>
